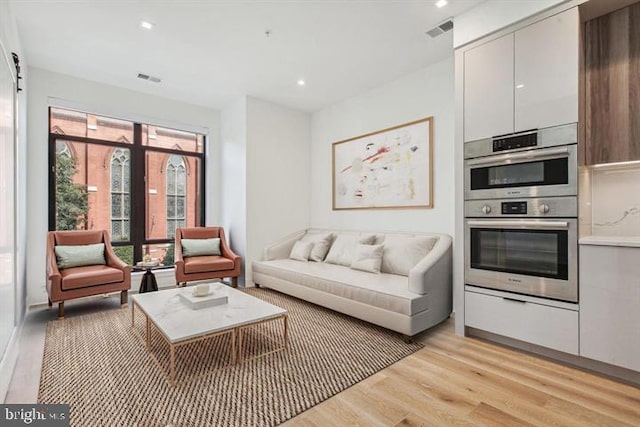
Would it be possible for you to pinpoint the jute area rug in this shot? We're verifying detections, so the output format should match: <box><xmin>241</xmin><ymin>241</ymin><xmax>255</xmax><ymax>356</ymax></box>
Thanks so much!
<box><xmin>39</xmin><ymin>288</ymin><xmax>423</xmax><ymax>426</ymax></box>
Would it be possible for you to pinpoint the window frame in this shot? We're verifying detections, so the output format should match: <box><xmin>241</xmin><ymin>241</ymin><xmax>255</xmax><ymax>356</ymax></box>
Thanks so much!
<box><xmin>48</xmin><ymin>108</ymin><xmax>206</xmax><ymax>266</ymax></box>
<box><xmin>166</xmin><ymin>154</ymin><xmax>187</xmax><ymax>239</ymax></box>
<box><xmin>109</xmin><ymin>147</ymin><xmax>131</xmax><ymax>242</ymax></box>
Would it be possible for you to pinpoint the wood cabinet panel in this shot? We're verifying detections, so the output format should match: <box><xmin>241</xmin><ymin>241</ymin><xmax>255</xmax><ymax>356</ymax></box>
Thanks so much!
<box><xmin>585</xmin><ymin>2</ymin><xmax>640</xmax><ymax>164</ymax></box>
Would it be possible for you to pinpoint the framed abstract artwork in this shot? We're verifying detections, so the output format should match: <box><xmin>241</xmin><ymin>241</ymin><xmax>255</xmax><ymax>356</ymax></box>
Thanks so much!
<box><xmin>332</xmin><ymin>117</ymin><xmax>434</xmax><ymax>210</ymax></box>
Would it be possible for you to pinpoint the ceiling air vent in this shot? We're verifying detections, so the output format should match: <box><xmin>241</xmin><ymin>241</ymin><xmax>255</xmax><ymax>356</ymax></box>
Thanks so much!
<box><xmin>137</xmin><ymin>73</ymin><xmax>162</xmax><ymax>83</ymax></box>
<box><xmin>426</xmin><ymin>18</ymin><xmax>454</xmax><ymax>38</ymax></box>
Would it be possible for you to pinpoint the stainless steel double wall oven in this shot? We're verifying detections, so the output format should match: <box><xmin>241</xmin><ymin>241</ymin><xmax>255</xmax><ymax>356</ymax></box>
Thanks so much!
<box><xmin>464</xmin><ymin>124</ymin><xmax>578</xmax><ymax>302</ymax></box>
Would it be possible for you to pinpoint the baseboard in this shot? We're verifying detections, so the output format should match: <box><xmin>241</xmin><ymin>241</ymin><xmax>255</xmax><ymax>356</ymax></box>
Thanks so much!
<box><xmin>0</xmin><ymin>327</ymin><xmax>20</xmax><ymax>403</ymax></box>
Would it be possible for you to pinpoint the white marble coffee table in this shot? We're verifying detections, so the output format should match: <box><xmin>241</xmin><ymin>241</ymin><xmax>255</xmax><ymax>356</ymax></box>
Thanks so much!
<box><xmin>131</xmin><ymin>284</ymin><xmax>288</xmax><ymax>383</ymax></box>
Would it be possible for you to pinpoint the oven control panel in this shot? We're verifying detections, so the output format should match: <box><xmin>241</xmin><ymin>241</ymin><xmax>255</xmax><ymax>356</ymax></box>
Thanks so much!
<box><xmin>465</xmin><ymin>197</ymin><xmax>577</xmax><ymax>218</ymax></box>
<box><xmin>493</xmin><ymin>132</ymin><xmax>537</xmax><ymax>152</ymax></box>
<box><xmin>501</xmin><ymin>201</ymin><xmax>528</xmax><ymax>215</ymax></box>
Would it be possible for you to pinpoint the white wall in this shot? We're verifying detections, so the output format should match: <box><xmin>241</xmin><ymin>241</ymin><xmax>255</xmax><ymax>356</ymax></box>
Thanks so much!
<box><xmin>221</xmin><ymin>96</ymin><xmax>311</xmax><ymax>286</ymax></box>
<box><xmin>26</xmin><ymin>67</ymin><xmax>221</xmax><ymax>305</ymax></box>
<box><xmin>0</xmin><ymin>0</ymin><xmax>27</xmax><ymax>402</ymax></box>
<box><xmin>246</xmin><ymin>97</ymin><xmax>310</xmax><ymax>285</ymax></box>
<box><xmin>220</xmin><ymin>97</ymin><xmax>247</xmax><ymax>285</ymax></box>
<box><xmin>454</xmin><ymin>0</ymin><xmax>566</xmax><ymax>47</ymax></box>
<box><xmin>310</xmin><ymin>57</ymin><xmax>455</xmax><ymax>237</ymax></box>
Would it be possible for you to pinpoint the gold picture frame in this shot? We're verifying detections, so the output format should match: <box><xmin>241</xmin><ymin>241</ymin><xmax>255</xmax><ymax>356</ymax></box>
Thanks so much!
<box><xmin>332</xmin><ymin>117</ymin><xmax>434</xmax><ymax>210</ymax></box>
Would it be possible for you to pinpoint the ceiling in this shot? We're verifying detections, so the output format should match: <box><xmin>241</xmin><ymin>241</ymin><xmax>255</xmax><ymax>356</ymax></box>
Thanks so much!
<box><xmin>12</xmin><ymin>0</ymin><xmax>483</xmax><ymax>113</ymax></box>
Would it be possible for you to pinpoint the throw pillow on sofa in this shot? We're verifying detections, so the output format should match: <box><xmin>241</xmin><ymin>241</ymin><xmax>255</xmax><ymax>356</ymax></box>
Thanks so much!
<box><xmin>54</xmin><ymin>243</ymin><xmax>106</xmax><ymax>269</ymax></box>
<box><xmin>350</xmin><ymin>244</ymin><xmax>384</xmax><ymax>273</ymax></box>
<box><xmin>299</xmin><ymin>232</ymin><xmax>334</xmax><ymax>262</ymax></box>
<box><xmin>380</xmin><ymin>235</ymin><xmax>438</xmax><ymax>276</ymax></box>
<box><xmin>325</xmin><ymin>233</ymin><xmax>376</xmax><ymax>266</ymax></box>
<box><xmin>289</xmin><ymin>240</ymin><xmax>314</xmax><ymax>261</ymax></box>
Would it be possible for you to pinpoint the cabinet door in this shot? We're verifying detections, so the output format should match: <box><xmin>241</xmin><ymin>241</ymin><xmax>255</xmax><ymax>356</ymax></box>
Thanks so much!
<box><xmin>584</xmin><ymin>2</ymin><xmax>640</xmax><ymax>165</ymax></box>
<box><xmin>464</xmin><ymin>34</ymin><xmax>514</xmax><ymax>142</ymax></box>
<box><xmin>579</xmin><ymin>245</ymin><xmax>640</xmax><ymax>371</ymax></box>
<box><xmin>515</xmin><ymin>7</ymin><xmax>579</xmax><ymax>132</ymax></box>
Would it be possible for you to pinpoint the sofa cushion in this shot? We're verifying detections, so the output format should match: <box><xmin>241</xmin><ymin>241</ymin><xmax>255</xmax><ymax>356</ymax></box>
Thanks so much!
<box><xmin>350</xmin><ymin>244</ymin><xmax>384</xmax><ymax>273</ymax></box>
<box><xmin>380</xmin><ymin>236</ymin><xmax>438</xmax><ymax>276</ymax></box>
<box><xmin>60</xmin><ymin>265</ymin><xmax>123</xmax><ymax>290</ymax></box>
<box><xmin>253</xmin><ymin>259</ymin><xmax>428</xmax><ymax>316</ymax></box>
<box><xmin>325</xmin><ymin>234</ymin><xmax>376</xmax><ymax>266</ymax></box>
<box><xmin>289</xmin><ymin>241</ymin><xmax>313</xmax><ymax>261</ymax></box>
<box><xmin>300</xmin><ymin>232</ymin><xmax>333</xmax><ymax>262</ymax></box>
<box><xmin>181</xmin><ymin>238</ymin><xmax>221</xmax><ymax>257</ymax></box>
<box><xmin>55</xmin><ymin>243</ymin><xmax>106</xmax><ymax>269</ymax></box>
<box><xmin>184</xmin><ymin>255</ymin><xmax>234</xmax><ymax>273</ymax></box>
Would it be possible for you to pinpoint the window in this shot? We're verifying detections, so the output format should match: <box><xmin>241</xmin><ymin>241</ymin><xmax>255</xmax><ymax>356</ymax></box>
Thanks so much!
<box><xmin>0</xmin><ymin>48</ymin><xmax>17</xmax><ymax>360</ymax></box>
<box><xmin>110</xmin><ymin>148</ymin><xmax>130</xmax><ymax>241</ymax></box>
<box><xmin>166</xmin><ymin>155</ymin><xmax>186</xmax><ymax>238</ymax></box>
<box><xmin>48</xmin><ymin>107</ymin><xmax>205</xmax><ymax>266</ymax></box>
<box><xmin>56</xmin><ymin>141</ymin><xmax>71</xmax><ymax>158</ymax></box>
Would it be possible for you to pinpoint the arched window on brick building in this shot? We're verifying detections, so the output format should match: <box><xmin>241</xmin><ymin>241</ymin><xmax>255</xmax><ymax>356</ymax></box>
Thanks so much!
<box><xmin>110</xmin><ymin>148</ymin><xmax>130</xmax><ymax>241</ymax></box>
<box><xmin>56</xmin><ymin>141</ymin><xmax>71</xmax><ymax>158</ymax></box>
<box><xmin>166</xmin><ymin>154</ymin><xmax>186</xmax><ymax>238</ymax></box>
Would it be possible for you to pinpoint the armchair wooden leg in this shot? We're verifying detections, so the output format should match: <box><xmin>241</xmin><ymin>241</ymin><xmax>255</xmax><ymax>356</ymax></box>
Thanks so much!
<box><xmin>231</xmin><ymin>277</ymin><xmax>238</xmax><ymax>288</ymax></box>
<box><xmin>48</xmin><ymin>298</ymin><xmax>52</xmax><ymax>308</ymax></box>
<box><xmin>254</xmin><ymin>283</ymin><xmax>260</xmax><ymax>288</ymax></box>
<box><xmin>58</xmin><ymin>302</ymin><xmax>65</xmax><ymax>319</ymax></box>
<box><xmin>120</xmin><ymin>290</ymin><xmax>128</xmax><ymax>306</ymax></box>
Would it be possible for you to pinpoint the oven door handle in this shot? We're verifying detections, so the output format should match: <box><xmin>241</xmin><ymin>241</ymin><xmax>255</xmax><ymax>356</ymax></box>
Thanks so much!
<box><xmin>467</xmin><ymin>220</ymin><xmax>569</xmax><ymax>230</ymax></box>
<box><xmin>465</xmin><ymin>146</ymin><xmax>570</xmax><ymax>167</ymax></box>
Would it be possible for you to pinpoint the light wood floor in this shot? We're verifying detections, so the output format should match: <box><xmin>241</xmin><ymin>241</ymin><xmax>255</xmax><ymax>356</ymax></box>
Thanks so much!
<box><xmin>284</xmin><ymin>318</ymin><xmax>640</xmax><ymax>427</ymax></box>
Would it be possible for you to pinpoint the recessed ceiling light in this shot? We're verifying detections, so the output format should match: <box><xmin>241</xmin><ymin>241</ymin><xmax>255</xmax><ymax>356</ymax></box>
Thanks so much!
<box><xmin>297</xmin><ymin>79</ymin><xmax>306</xmax><ymax>86</ymax></box>
<box><xmin>435</xmin><ymin>0</ymin><xmax>448</xmax><ymax>8</ymax></box>
<box><xmin>140</xmin><ymin>21</ymin><xmax>154</xmax><ymax>30</ymax></box>
<box><xmin>516</xmin><ymin>84</ymin><xmax>525</xmax><ymax>89</ymax></box>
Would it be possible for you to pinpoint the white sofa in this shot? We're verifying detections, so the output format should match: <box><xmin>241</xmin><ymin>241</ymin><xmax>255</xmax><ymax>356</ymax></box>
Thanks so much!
<box><xmin>252</xmin><ymin>229</ymin><xmax>452</xmax><ymax>338</ymax></box>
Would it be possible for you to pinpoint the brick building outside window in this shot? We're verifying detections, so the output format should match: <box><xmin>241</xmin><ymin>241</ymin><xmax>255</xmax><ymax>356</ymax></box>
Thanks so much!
<box><xmin>49</xmin><ymin>107</ymin><xmax>205</xmax><ymax>266</ymax></box>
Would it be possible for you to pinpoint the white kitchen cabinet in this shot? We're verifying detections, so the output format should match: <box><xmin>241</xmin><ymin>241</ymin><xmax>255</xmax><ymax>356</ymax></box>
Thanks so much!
<box><xmin>463</xmin><ymin>8</ymin><xmax>579</xmax><ymax>141</ymax></box>
<box><xmin>463</xmin><ymin>34</ymin><xmax>514</xmax><ymax>142</ymax></box>
<box><xmin>579</xmin><ymin>242</ymin><xmax>640</xmax><ymax>372</ymax></box>
<box><xmin>514</xmin><ymin>7</ymin><xmax>579</xmax><ymax>132</ymax></box>
<box><xmin>465</xmin><ymin>289</ymin><xmax>579</xmax><ymax>355</ymax></box>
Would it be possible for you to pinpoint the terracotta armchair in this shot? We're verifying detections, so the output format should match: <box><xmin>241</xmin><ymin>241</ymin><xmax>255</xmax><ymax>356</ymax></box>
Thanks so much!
<box><xmin>46</xmin><ymin>230</ymin><xmax>131</xmax><ymax>318</ymax></box>
<box><xmin>174</xmin><ymin>227</ymin><xmax>241</xmax><ymax>288</ymax></box>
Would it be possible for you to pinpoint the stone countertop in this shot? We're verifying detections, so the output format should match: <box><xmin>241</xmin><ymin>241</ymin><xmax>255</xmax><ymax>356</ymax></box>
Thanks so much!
<box><xmin>579</xmin><ymin>235</ymin><xmax>640</xmax><ymax>248</ymax></box>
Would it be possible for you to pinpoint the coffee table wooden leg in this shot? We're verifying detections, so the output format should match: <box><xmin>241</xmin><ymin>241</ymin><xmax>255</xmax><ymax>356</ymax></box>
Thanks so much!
<box><xmin>170</xmin><ymin>344</ymin><xmax>176</xmax><ymax>384</ymax></box>
<box><xmin>283</xmin><ymin>314</ymin><xmax>289</xmax><ymax>349</ymax></box>
<box><xmin>238</xmin><ymin>328</ymin><xmax>243</xmax><ymax>362</ymax></box>
<box><xmin>131</xmin><ymin>302</ymin><xmax>135</xmax><ymax>327</ymax></box>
